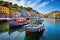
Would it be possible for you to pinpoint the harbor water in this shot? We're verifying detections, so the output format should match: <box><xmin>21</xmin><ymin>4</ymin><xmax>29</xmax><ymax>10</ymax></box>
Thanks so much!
<box><xmin>0</xmin><ymin>18</ymin><xmax>60</xmax><ymax>40</ymax></box>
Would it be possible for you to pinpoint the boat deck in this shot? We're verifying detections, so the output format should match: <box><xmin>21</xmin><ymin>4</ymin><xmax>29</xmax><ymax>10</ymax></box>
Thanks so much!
<box><xmin>28</xmin><ymin>23</ymin><xmax>40</xmax><ymax>27</ymax></box>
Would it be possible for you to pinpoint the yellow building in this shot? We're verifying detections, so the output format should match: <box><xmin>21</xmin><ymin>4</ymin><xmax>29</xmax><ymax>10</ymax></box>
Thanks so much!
<box><xmin>0</xmin><ymin>6</ymin><xmax>9</xmax><ymax>14</ymax></box>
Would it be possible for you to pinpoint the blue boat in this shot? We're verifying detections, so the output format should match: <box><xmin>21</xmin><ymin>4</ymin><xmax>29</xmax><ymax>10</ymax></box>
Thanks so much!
<box><xmin>9</xmin><ymin>18</ymin><xmax>29</xmax><ymax>29</ymax></box>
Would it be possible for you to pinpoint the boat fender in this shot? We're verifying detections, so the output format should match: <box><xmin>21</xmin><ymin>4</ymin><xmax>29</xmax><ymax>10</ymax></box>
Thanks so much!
<box><xmin>41</xmin><ymin>28</ymin><xmax>43</xmax><ymax>31</ymax></box>
<box><xmin>38</xmin><ymin>29</ymin><xmax>41</xmax><ymax>32</ymax></box>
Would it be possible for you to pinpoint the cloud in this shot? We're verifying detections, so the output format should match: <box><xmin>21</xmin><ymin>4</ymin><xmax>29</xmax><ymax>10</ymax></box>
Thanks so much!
<box><xmin>38</xmin><ymin>1</ymin><xmax>50</xmax><ymax>8</ymax></box>
<box><xmin>27</xmin><ymin>0</ymin><xmax>41</xmax><ymax>8</ymax></box>
<box><xmin>3</xmin><ymin>0</ymin><xmax>51</xmax><ymax>9</ymax></box>
<box><xmin>3</xmin><ymin>0</ymin><xmax>18</xmax><ymax>4</ymax></box>
<box><xmin>28</xmin><ymin>0</ymin><xmax>53</xmax><ymax>8</ymax></box>
<box><xmin>17</xmin><ymin>0</ymin><xmax>25</xmax><ymax>6</ymax></box>
<box><xmin>3</xmin><ymin>0</ymin><xmax>26</xmax><ymax>6</ymax></box>
<box><xmin>28</xmin><ymin>2</ymin><xmax>37</xmax><ymax>8</ymax></box>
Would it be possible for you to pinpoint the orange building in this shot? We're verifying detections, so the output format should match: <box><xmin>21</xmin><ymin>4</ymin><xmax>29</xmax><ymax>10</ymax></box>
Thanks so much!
<box><xmin>0</xmin><ymin>6</ymin><xmax>9</xmax><ymax>14</ymax></box>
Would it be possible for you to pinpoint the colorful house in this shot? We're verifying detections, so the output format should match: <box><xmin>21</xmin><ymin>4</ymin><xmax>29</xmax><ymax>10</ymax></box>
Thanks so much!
<box><xmin>9</xmin><ymin>10</ymin><xmax>21</xmax><ymax>18</ymax></box>
<box><xmin>0</xmin><ymin>6</ymin><xmax>9</xmax><ymax>14</ymax></box>
<box><xmin>0</xmin><ymin>6</ymin><xmax>9</xmax><ymax>18</ymax></box>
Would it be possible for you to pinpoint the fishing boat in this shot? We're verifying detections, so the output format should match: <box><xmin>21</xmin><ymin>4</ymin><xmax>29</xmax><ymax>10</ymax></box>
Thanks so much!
<box><xmin>24</xmin><ymin>20</ymin><xmax>44</xmax><ymax>36</ymax></box>
<box><xmin>24</xmin><ymin>20</ymin><xmax>44</xmax><ymax>40</ymax></box>
<box><xmin>24</xmin><ymin>29</ymin><xmax>44</xmax><ymax>40</ymax></box>
<box><xmin>9</xmin><ymin>18</ymin><xmax>28</xmax><ymax>29</ymax></box>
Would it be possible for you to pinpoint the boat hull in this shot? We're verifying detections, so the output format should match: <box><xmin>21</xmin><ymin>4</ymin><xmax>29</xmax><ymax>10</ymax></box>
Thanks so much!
<box><xmin>0</xmin><ymin>19</ymin><xmax>9</xmax><ymax>23</ymax></box>
<box><xmin>24</xmin><ymin>24</ymin><xmax>44</xmax><ymax>35</ymax></box>
<box><xmin>9</xmin><ymin>21</ymin><xmax>28</xmax><ymax>29</ymax></box>
<box><xmin>25</xmin><ymin>27</ymin><xmax>44</xmax><ymax>35</ymax></box>
<box><xmin>24</xmin><ymin>29</ymin><xmax>44</xmax><ymax>40</ymax></box>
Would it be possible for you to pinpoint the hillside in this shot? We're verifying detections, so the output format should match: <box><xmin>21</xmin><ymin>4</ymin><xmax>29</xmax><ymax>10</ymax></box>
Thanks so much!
<box><xmin>0</xmin><ymin>1</ymin><xmax>39</xmax><ymax>13</ymax></box>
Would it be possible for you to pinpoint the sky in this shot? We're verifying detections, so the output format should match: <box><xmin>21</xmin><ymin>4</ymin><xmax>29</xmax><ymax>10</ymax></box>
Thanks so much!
<box><xmin>3</xmin><ymin>0</ymin><xmax>60</xmax><ymax>14</ymax></box>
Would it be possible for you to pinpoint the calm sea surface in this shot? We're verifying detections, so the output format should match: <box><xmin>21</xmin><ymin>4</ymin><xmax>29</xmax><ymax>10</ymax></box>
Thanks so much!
<box><xmin>0</xmin><ymin>18</ymin><xmax>60</xmax><ymax>40</ymax></box>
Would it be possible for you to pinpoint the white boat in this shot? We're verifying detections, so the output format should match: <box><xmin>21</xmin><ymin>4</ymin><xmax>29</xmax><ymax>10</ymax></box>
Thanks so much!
<box><xmin>23</xmin><ymin>20</ymin><xmax>44</xmax><ymax>35</ymax></box>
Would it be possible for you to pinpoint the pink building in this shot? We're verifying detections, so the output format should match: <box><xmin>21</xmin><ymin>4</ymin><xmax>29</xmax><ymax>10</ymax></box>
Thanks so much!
<box><xmin>26</xmin><ymin>11</ymin><xmax>31</xmax><ymax>17</ymax></box>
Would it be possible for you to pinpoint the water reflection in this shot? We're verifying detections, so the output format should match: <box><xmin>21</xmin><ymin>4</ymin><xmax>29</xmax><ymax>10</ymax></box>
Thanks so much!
<box><xmin>40</xmin><ymin>18</ymin><xmax>60</xmax><ymax>40</ymax></box>
<box><xmin>24</xmin><ymin>30</ymin><xmax>44</xmax><ymax>40</ymax></box>
<box><xmin>0</xmin><ymin>18</ymin><xmax>60</xmax><ymax>40</ymax></box>
<box><xmin>46</xmin><ymin>19</ymin><xmax>60</xmax><ymax>24</ymax></box>
<box><xmin>0</xmin><ymin>22</ymin><xmax>25</xmax><ymax>40</ymax></box>
<box><xmin>0</xmin><ymin>22</ymin><xmax>9</xmax><ymax>34</ymax></box>
<box><xmin>0</xmin><ymin>22</ymin><xmax>44</xmax><ymax>40</ymax></box>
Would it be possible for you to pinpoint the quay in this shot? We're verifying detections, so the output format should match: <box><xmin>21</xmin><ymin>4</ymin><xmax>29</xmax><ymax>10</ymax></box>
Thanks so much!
<box><xmin>0</xmin><ymin>18</ymin><xmax>11</xmax><ymax>21</ymax></box>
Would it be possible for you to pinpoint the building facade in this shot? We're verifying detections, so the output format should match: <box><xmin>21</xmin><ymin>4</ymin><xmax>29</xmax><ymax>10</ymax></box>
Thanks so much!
<box><xmin>0</xmin><ymin>6</ymin><xmax>9</xmax><ymax>14</ymax></box>
<box><xmin>48</xmin><ymin>11</ymin><xmax>60</xmax><ymax>18</ymax></box>
<box><xmin>0</xmin><ymin>6</ymin><xmax>10</xmax><ymax>18</ymax></box>
<box><xmin>9</xmin><ymin>10</ymin><xmax>21</xmax><ymax>18</ymax></box>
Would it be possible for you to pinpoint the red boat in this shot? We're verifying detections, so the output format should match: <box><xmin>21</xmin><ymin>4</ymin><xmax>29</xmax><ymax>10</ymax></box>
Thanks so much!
<box><xmin>16</xmin><ymin>18</ymin><xmax>27</xmax><ymax>23</ymax></box>
<box><xmin>9</xmin><ymin>18</ymin><xmax>28</xmax><ymax>28</ymax></box>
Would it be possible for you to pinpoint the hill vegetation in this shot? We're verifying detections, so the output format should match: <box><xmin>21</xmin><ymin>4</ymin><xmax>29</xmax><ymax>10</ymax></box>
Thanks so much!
<box><xmin>0</xmin><ymin>1</ymin><xmax>39</xmax><ymax>14</ymax></box>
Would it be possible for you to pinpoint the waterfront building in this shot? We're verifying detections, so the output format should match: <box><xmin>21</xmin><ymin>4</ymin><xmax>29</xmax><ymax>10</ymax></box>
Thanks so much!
<box><xmin>0</xmin><ymin>6</ymin><xmax>9</xmax><ymax>14</ymax></box>
<box><xmin>0</xmin><ymin>6</ymin><xmax>9</xmax><ymax>18</ymax></box>
<box><xmin>21</xmin><ymin>10</ymin><xmax>27</xmax><ymax>17</ymax></box>
<box><xmin>41</xmin><ymin>14</ymin><xmax>48</xmax><ymax>18</ymax></box>
<box><xmin>48</xmin><ymin>11</ymin><xmax>60</xmax><ymax>18</ymax></box>
<box><xmin>9</xmin><ymin>10</ymin><xmax>21</xmax><ymax>18</ymax></box>
<box><xmin>30</xmin><ymin>11</ymin><xmax>40</xmax><ymax>18</ymax></box>
<box><xmin>26</xmin><ymin>11</ymin><xmax>31</xmax><ymax>17</ymax></box>
<box><xmin>30</xmin><ymin>11</ymin><xmax>35</xmax><ymax>17</ymax></box>
<box><xmin>14</xmin><ymin>11</ymin><xmax>21</xmax><ymax>18</ymax></box>
<box><xmin>35</xmin><ymin>13</ymin><xmax>40</xmax><ymax>18</ymax></box>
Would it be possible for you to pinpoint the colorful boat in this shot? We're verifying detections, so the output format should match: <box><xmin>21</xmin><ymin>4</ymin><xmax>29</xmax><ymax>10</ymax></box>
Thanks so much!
<box><xmin>24</xmin><ymin>20</ymin><xmax>44</xmax><ymax>36</ymax></box>
<box><xmin>24</xmin><ymin>29</ymin><xmax>44</xmax><ymax>40</ymax></box>
<box><xmin>24</xmin><ymin>20</ymin><xmax>44</xmax><ymax>40</ymax></box>
<box><xmin>9</xmin><ymin>18</ymin><xmax>28</xmax><ymax>29</ymax></box>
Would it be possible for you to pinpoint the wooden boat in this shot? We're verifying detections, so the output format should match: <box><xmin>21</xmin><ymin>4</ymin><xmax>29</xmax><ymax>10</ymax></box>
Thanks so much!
<box><xmin>24</xmin><ymin>29</ymin><xmax>44</xmax><ymax>40</ymax></box>
<box><xmin>9</xmin><ymin>18</ymin><xmax>28</xmax><ymax>29</ymax></box>
<box><xmin>24</xmin><ymin>20</ymin><xmax>44</xmax><ymax>40</ymax></box>
<box><xmin>24</xmin><ymin>20</ymin><xmax>44</xmax><ymax>36</ymax></box>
